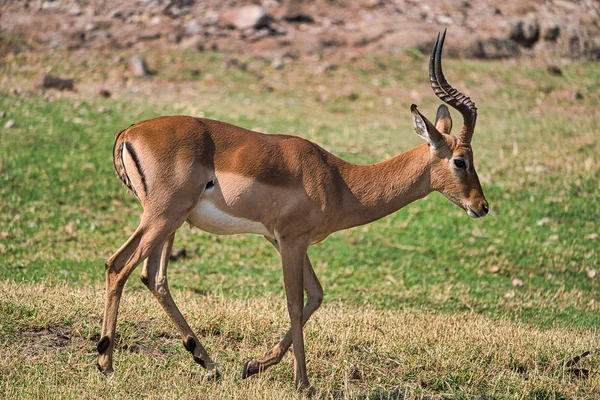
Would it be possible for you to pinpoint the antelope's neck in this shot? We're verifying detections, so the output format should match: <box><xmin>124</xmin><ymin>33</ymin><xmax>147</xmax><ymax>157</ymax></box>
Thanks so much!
<box><xmin>335</xmin><ymin>144</ymin><xmax>432</xmax><ymax>231</ymax></box>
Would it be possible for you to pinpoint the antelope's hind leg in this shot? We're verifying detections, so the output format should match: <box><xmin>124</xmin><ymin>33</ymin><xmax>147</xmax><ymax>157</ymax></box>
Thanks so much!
<box><xmin>97</xmin><ymin>211</ymin><xmax>184</xmax><ymax>374</ymax></box>
<box><xmin>139</xmin><ymin>232</ymin><xmax>220</xmax><ymax>379</ymax></box>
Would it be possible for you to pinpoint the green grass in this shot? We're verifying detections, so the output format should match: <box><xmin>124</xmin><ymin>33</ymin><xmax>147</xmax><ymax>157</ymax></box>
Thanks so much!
<box><xmin>1</xmin><ymin>43</ymin><xmax>599</xmax><ymax>397</ymax></box>
<box><xmin>1</xmin><ymin>51</ymin><xmax>598</xmax><ymax>328</ymax></box>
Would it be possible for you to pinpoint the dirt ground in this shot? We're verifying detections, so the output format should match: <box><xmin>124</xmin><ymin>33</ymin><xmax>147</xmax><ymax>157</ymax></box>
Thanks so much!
<box><xmin>2</xmin><ymin>0</ymin><xmax>599</xmax><ymax>65</ymax></box>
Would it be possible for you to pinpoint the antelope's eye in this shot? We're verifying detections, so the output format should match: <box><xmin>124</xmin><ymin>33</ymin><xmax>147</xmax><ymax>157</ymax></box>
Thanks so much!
<box><xmin>454</xmin><ymin>159</ymin><xmax>466</xmax><ymax>169</ymax></box>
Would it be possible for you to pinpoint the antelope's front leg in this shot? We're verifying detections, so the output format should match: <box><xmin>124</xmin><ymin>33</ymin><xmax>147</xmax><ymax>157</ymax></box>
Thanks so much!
<box><xmin>243</xmin><ymin>252</ymin><xmax>323</xmax><ymax>379</ymax></box>
<box><xmin>278</xmin><ymin>238</ymin><xmax>311</xmax><ymax>390</ymax></box>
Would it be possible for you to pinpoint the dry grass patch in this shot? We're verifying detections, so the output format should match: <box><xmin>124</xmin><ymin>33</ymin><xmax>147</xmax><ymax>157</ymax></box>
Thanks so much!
<box><xmin>0</xmin><ymin>281</ymin><xmax>598</xmax><ymax>399</ymax></box>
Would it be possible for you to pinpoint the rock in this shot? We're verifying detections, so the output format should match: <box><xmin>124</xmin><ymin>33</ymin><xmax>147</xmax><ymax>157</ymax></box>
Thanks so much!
<box><xmin>314</xmin><ymin>62</ymin><xmax>338</xmax><ymax>74</ymax></box>
<box><xmin>223</xmin><ymin>58</ymin><xmax>247</xmax><ymax>71</ymax></box>
<box><xmin>512</xmin><ymin>278</ymin><xmax>524</xmax><ymax>287</ymax></box>
<box><xmin>168</xmin><ymin>0</ymin><xmax>195</xmax><ymax>7</ymax></box>
<box><xmin>489</xmin><ymin>266</ymin><xmax>501</xmax><ymax>274</ymax></box>
<box><xmin>129</xmin><ymin>54</ymin><xmax>150</xmax><ymax>77</ymax></box>
<box><xmin>85</xmin><ymin>22</ymin><xmax>98</xmax><ymax>32</ymax></box>
<box><xmin>588</xmin><ymin>269</ymin><xmax>597</xmax><ymax>279</ymax></box>
<box><xmin>4</xmin><ymin>120</ymin><xmax>15</xmax><ymax>129</ymax></box>
<box><xmin>510</xmin><ymin>18</ymin><xmax>540</xmax><ymax>48</ymax></box>
<box><xmin>271</xmin><ymin>58</ymin><xmax>284</xmax><ymax>69</ymax></box>
<box><xmin>546</xmin><ymin>65</ymin><xmax>562</xmax><ymax>76</ymax></box>
<box><xmin>469</xmin><ymin>37</ymin><xmax>521</xmax><ymax>59</ymax></box>
<box><xmin>436</xmin><ymin>15</ymin><xmax>454</xmax><ymax>26</ymax></box>
<box><xmin>360</xmin><ymin>0</ymin><xmax>382</xmax><ymax>9</ymax></box>
<box><xmin>98</xmin><ymin>89</ymin><xmax>111</xmax><ymax>98</ymax></box>
<box><xmin>39</xmin><ymin>75</ymin><xmax>74</xmax><ymax>91</ymax></box>
<box><xmin>184</xmin><ymin>19</ymin><xmax>202</xmax><ymax>36</ymax></box>
<box><xmin>536</xmin><ymin>217</ymin><xmax>555</xmax><ymax>226</ymax></box>
<box><xmin>49</xmin><ymin>31</ymin><xmax>84</xmax><ymax>50</ymax></box>
<box><xmin>542</xmin><ymin>23</ymin><xmax>561</xmax><ymax>42</ymax></box>
<box><xmin>179</xmin><ymin>36</ymin><xmax>203</xmax><ymax>50</ymax></box>
<box><xmin>167</xmin><ymin>32</ymin><xmax>181</xmax><ymax>44</ymax></box>
<box><xmin>41</xmin><ymin>0</ymin><xmax>60</xmax><ymax>10</ymax></box>
<box><xmin>319</xmin><ymin>34</ymin><xmax>347</xmax><ymax>48</ymax></box>
<box><xmin>64</xmin><ymin>222</ymin><xmax>77</xmax><ymax>234</ymax></box>
<box><xmin>148</xmin><ymin>16</ymin><xmax>162</xmax><ymax>26</ymax></box>
<box><xmin>68</xmin><ymin>5</ymin><xmax>82</xmax><ymax>16</ymax></box>
<box><xmin>219</xmin><ymin>6</ymin><xmax>272</xmax><ymax>30</ymax></box>
<box><xmin>282</xmin><ymin>1</ymin><xmax>314</xmax><ymax>24</ymax></box>
<box><xmin>110</xmin><ymin>9</ymin><xmax>132</xmax><ymax>20</ymax></box>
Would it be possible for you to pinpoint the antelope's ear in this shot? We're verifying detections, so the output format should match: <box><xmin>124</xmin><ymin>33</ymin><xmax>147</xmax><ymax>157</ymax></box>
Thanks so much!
<box><xmin>435</xmin><ymin>104</ymin><xmax>453</xmax><ymax>135</ymax></box>
<box><xmin>411</xmin><ymin>104</ymin><xmax>444</xmax><ymax>147</ymax></box>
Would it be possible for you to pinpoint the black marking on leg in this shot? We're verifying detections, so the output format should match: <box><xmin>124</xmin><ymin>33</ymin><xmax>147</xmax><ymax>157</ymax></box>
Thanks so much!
<box><xmin>194</xmin><ymin>356</ymin><xmax>207</xmax><ymax>368</ymax></box>
<box><xmin>140</xmin><ymin>274</ymin><xmax>149</xmax><ymax>286</ymax></box>
<box><xmin>184</xmin><ymin>336</ymin><xmax>196</xmax><ymax>353</ymax></box>
<box><xmin>124</xmin><ymin>141</ymin><xmax>147</xmax><ymax>196</ymax></box>
<box><xmin>242</xmin><ymin>360</ymin><xmax>260</xmax><ymax>379</ymax></box>
<box><xmin>205</xmin><ymin>179</ymin><xmax>215</xmax><ymax>190</ymax></box>
<box><xmin>97</xmin><ymin>336</ymin><xmax>110</xmax><ymax>354</ymax></box>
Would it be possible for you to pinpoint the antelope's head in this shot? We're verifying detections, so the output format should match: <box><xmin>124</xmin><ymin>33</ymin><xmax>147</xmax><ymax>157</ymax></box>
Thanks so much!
<box><xmin>411</xmin><ymin>30</ymin><xmax>489</xmax><ymax>218</ymax></box>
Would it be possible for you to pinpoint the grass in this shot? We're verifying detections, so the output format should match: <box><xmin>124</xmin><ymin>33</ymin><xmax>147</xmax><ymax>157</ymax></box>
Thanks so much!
<box><xmin>1</xmin><ymin>281</ymin><xmax>598</xmax><ymax>399</ymax></box>
<box><xmin>0</xmin><ymin>40</ymin><xmax>599</xmax><ymax>397</ymax></box>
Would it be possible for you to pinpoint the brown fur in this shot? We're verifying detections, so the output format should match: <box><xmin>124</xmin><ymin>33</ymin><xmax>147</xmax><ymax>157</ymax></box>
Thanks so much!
<box><xmin>100</xmin><ymin>113</ymin><xmax>488</xmax><ymax>390</ymax></box>
<box><xmin>100</xmin><ymin>34</ymin><xmax>488</xmax><ymax>390</ymax></box>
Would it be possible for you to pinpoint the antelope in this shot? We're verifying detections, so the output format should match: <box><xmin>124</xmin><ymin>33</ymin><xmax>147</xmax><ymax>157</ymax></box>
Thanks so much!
<box><xmin>97</xmin><ymin>30</ymin><xmax>489</xmax><ymax>391</ymax></box>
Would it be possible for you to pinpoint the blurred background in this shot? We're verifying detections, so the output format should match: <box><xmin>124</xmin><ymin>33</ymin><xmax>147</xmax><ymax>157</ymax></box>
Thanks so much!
<box><xmin>2</xmin><ymin>0</ymin><xmax>600</xmax><ymax>62</ymax></box>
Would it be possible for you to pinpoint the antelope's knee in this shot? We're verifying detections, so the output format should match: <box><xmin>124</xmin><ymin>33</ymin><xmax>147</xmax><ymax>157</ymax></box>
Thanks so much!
<box><xmin>310</xmin><ymin>291</ymin><xmax>323</xmax><ymax>308</ymax></box>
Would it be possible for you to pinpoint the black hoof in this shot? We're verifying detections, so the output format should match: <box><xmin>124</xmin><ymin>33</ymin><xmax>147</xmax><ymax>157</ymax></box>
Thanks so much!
<box><xmin>305</xmin><ymin>386</ymin><xmax>317</xmax><ymax>397</ymax></box>
<box><xmin>242</xmin><ymin>360</ymin><xmax>260</xmax><ymax>379</ymax></box>
<box><xmin>207</xmin><ymin>368</ymin><xmax>221</xmax><ymax>381</ymax></box>
<box><xmin>96</xmin><ymin>363</ymin><xmax>113</xmax><ymax>376</ymax></box>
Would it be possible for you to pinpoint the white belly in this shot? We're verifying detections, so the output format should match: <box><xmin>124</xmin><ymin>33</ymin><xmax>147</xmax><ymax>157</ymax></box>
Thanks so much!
<box><xmin>188</xmin><ymin>200</ymin><xmax>270</xmax><ymax>236</ymax></box>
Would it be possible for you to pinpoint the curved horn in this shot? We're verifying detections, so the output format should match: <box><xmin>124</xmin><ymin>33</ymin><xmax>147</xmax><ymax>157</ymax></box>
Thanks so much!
<box><xmin>429</xmin><ymin>29</ymin><xmax>477</xmax><ymax>145</ymax></box>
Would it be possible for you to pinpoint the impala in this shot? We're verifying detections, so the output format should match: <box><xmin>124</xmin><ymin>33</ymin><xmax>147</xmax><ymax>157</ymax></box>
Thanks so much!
<box><xmin>97</xmin><ymin>31</ymin><xmax>489</xmax><ymax>390</ymax></box>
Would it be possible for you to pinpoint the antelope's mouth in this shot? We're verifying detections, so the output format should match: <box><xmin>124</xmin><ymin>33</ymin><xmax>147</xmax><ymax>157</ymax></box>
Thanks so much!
<box><xmin>468</xmin><ymin>202</ymin><xmax>489</xmax><ymax>218</ymax></box>
<box><xmin>467</xmin><ymin>208</ymin><xmax>482</xmax><ymax>218</ymax></box>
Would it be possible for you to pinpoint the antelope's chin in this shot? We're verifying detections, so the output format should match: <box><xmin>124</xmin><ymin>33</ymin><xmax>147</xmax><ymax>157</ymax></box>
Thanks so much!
<box><xmin>467</xmin><ymin>209</ymin><xmax>480</xmax><ymax>218</ymax></box>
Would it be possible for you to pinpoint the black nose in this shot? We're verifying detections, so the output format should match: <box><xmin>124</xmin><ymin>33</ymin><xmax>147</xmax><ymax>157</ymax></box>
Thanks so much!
<box><xmin>482</xmin><ymin>202</ymin><xmax>489</xmax><ymax>215</ymax></box>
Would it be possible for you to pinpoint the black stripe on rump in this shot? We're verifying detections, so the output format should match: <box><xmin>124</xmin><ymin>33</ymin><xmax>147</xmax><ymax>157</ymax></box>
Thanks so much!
<box><xmin>124</xmin><ymin>141</ymin><xmax>147</xmax><ymax>196</ymax></box>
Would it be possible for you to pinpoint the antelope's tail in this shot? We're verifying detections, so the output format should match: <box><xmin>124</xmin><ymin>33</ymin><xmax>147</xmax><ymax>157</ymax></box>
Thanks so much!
<box><xmin>112</xmin><ymin>124</ymin><xmax>142</xmax><ymax>199</ymax></box>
